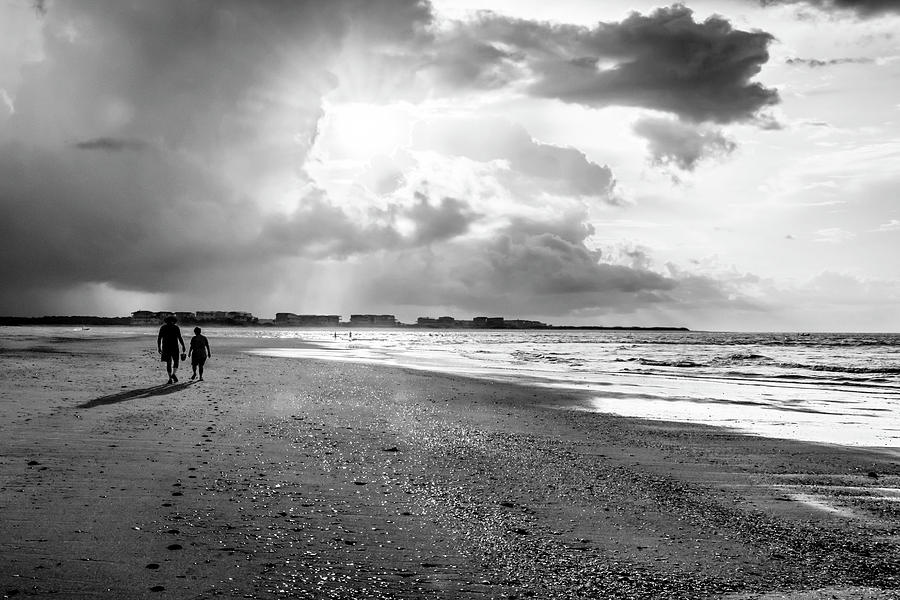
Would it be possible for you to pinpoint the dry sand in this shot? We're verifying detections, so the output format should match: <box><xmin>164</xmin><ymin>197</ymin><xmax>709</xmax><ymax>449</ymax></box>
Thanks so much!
<box><xmin>1</xmin><ymin>332</ymin><xmax>899</xmax><ymax>599</ymax></box>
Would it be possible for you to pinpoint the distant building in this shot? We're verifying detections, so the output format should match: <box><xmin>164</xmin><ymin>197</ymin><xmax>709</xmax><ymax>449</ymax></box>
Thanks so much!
<box><xmin>349</xmin><ymin>314</ymin><xmax>397</xmax><ymax>327</ymax></box>
<box><xmin>226</xmin><ymin>311</ymin><xmax>255</xmax><ymax>324</ymax></box>
<box><xmin>194</xmin><ymin>310</ymin><xmax>255</xmax><ymax>324</ymax></box>
<box><xmin>132</xmin><ymin>310</ymin><xmax>205</xmax><ymax>326</ymax></box>
<box><xmin>415</xmin><ymin>316</ymin><xmax>547</xmax><ymax>329</ymax></box>
<box><xmin>416</xmin><ymin>316</ymin><xmax>459</xmax><ymax>328</ymax></box>
<box><xmin>133</xmin><ymin>310</ymin><xmax>256</xmax><ymax>326</ymax></box>
<box><xmin>130</xmin><ymin>310</ymin><xmax>162</xmax><ymax>325</ymax></box>
<box><xmin>275</xmin><ymin>313</ymin><xmax>340</xmax><ymax>327</ymax></box>
<box><xmin>473</xmin><ymin>316</ymin><xmax>505</xmax><ymax>328</ymax></box>
<box><xmin>505</xmin><ymin>319</ymin><xmax>548</xmax><ymax>329</ymax></box>
<box><xmin>195</xmin><ymin>311</ymin><xmax>222</xmax><ymax>322</ymax></box>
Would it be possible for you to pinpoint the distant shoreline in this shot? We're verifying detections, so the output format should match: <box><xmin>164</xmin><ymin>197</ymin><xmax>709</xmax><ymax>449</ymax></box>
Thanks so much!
<box><xmin>0</xmin><ymin>315</ymin><xmax>689</xmax><ymax>332</ymax></box>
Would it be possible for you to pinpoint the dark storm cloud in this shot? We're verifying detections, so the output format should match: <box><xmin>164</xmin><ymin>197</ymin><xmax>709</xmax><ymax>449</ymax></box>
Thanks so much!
<box><xmin>426</xmin><ymin>35</ymin><xmax>522</xmax><ymax>91</ymax></box>
<box><xmin>785</xmin><ymin>57</ymin><xmax>874</xmax><ymax>67</ymax></box>
<box><xmin>430</xmin><ymin>5</ymin><xmax>778</xmax><ymax>123</ymax></box>
<box><xmin>257</xmin><ymin>193</ymin><xmax>401</xmax><ymax>259</ymax></box>
<box><xmin>0</xmin><ymin>135</ymin><xmax>480</xmax><ymax>302</ymax></box>
<box><xmin>74</xmin><ymin>137</ymin><xmax>150</xmax><ymax>152</ymax></box>
<box><xmin>404</xmin><ymin>193</ymin><xmax>480</xmax><ymax>245</ymax></box>
<box><xmin>759</xmin><ymin>0</ymin><xmax>900</xmax><ymax>16</ymax></box>
<box><xmin>0</xmin><ymin>141</ymin><xmax>257</xmax><ymax>292</ymax></box>
<box><xmin>352</xmin><ymin>216</ymin><xmax>766</xmax><ymax>319</ymax></box>
<box><xmin>413</xmin><ymin>117</ymin><xmax>615</xmax><ymax>199</ymax></box>
<box><xmin>357</xmin><ymin>210</ymin><xmax>680</xmax><ymax>316</ymax></box>
<box><xmin>1</xmin><ymin>0</ymin><xmax>435</xmax><ymax>311</ymax></box>
<box><xmin>481</xmin><ymin>228</ymin><xmax>668</xmax><ymax>296</ymax></box>
<box><xmin>632</xmin><ymin>117</ymin><xmax>736</xmax><ymax>171</ymax></box>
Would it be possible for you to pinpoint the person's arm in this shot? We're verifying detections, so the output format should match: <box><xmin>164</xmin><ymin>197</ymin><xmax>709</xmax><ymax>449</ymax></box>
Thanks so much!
<box><xmin>205</xmin><ymin>338</ymin><xmax>211</xmax><ymax>358</ymax></box>
<box><xmin>178</xmin><ymin>331</ymin><xmax>186</xmax><ymax>352</ymax></box>
<box><xmin>157</xmin><ymin>328</ymin><xmax>163</xmax><ymax>353</ymax></box>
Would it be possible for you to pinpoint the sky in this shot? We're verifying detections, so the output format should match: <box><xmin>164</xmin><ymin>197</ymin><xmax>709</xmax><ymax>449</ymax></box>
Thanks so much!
<box><xmin>0</xmin><ymin>0</ymin><xmax>898</xmax><ymax>331</ymax></box>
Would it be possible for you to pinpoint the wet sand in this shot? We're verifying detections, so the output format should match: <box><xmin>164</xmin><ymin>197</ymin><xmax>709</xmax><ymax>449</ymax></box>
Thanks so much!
<box><xmin>1</xmin><ymin>332</ymin><xmax>899</xmax><ymax>599</ymax></box>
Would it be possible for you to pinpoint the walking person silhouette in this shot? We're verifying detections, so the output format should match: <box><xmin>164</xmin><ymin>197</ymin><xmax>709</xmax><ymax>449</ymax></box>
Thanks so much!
<box><xmin>157</xmin><ymin>315</ymin><xmax>186</xmax><ymax>384</ymax></box>
<box><xmin>188</xmin><ymin>327</ymin><xmax>211</xmax><ymax>381</ymax></box>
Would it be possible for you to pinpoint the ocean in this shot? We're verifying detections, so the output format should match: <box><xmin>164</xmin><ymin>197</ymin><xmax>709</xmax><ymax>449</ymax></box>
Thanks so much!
<box><xmin>4</xmin><ymin>327</ymin><xmax>899</xmax><ymax>448</ymax></box>
<box><xmin>243</xmin><ymin>329</ymin><xmax>900</xmax><ymax>449</ymax></box>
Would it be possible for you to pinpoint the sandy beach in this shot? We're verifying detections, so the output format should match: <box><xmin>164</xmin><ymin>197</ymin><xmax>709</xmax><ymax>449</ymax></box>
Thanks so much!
<box><xmin>2</xmin><ymin>332</ymin><xmax>900</xmax><ymax>599</ymax></box>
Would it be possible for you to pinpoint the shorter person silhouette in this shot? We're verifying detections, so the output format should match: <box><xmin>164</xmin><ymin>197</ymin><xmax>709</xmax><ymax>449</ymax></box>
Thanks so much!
<box><xmin>188</xmin><ymin>327</ymin><xmax>212</xmax><ymax>381</ymax></box>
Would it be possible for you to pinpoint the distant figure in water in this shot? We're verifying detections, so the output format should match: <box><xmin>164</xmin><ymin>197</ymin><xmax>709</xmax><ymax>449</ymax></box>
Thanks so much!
<box><xmin>189</xmin><ymin>327</ymin><xmax>211</xmax><ymax>381</ymax></box>
<box><xmin>157</xmin><ymin>315</ymin><xmax>186</xmax><ymax>384</ymax></box>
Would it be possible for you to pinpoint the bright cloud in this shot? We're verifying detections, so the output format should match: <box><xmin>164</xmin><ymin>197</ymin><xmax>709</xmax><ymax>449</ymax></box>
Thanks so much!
<box><xmin>874</xmin><ymin>219</ymin><xmax>900</xmax><ymax>232</ymax></box>
<box><xmin>814</xmin><ymin>228</ymin><xmax>856</xmax><ymax>244</ymax></box>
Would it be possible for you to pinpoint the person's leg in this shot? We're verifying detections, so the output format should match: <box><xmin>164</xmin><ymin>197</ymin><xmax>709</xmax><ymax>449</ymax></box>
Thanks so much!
<box><xmin>190</xmin><ymin>359</ymin><xmax>197</xmax><ymax>380</ymax></box>
<box><xmin>165</xmin><ymin>356</ymin><xmax>173</xmax><ymax>383</ymax></box>
<box><xmin>171</xmin><ymin>353</ymin><xmax>179</xmax><ymax>383</ymax></box>
<box><xmin>198</xmin><ymin>361</ymin><xmax>204</xmax><ymax>381</ymax></box>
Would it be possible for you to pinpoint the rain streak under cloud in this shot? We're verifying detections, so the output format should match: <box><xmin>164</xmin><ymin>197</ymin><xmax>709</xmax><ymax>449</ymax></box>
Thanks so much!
<box><xmin>1</xmin><ymin>0</ymin><xmax>899</xmax><ymax>331</ymax></box>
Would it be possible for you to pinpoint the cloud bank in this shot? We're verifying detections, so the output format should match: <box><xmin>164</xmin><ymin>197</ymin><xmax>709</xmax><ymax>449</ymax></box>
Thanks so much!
<box><xmin>0</xmin><ymin>0</ymin><xmax>782</xmax><ymax>323</ymax></box>
<box><xmin>425</xmin><ymin>5</ymin><xmax>779</xmax><ymax>123</ymax></box>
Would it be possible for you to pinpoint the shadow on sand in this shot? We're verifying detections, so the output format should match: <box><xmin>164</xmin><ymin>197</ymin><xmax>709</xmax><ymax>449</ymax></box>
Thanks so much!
<box><xmin>77</xmin><ymin>381</ymin><xmax>195</xmax><ymax>408</ymax></box>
